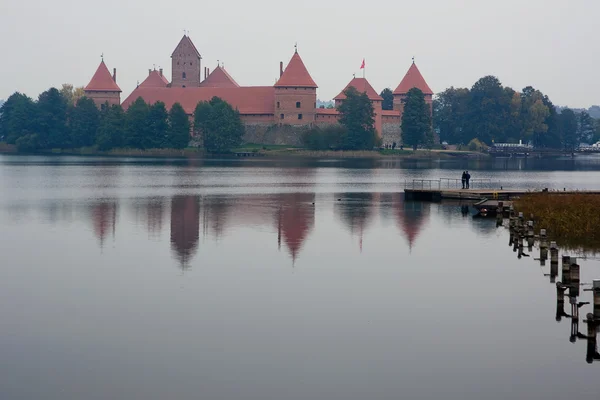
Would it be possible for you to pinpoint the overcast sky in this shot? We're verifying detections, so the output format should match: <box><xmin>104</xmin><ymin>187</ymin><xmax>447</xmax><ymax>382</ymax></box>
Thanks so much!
<box><xmin>1</xmin><ymin>0</ymin><xmax>598</xmax><ymax>108</ymax></box>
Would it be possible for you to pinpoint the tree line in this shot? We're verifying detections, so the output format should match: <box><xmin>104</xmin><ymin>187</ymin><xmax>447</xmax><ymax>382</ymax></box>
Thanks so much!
<box><xmin>0</xmin><ymin>86</ymin><xmax>244</xmax><ymax>153</ymax></box>
<box><xmin>431</xmin><ymin>76</ymin><xmax>600</xmax><ymax>148</ymax></box>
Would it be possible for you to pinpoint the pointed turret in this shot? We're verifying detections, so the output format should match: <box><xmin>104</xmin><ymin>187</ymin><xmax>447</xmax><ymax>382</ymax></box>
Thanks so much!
<box><xmin>84</xmin><ymin>60</ymin><xmax>121</xmax><ymax>108</ymax></box>
<box><xmin>334</xmin><ymin>77</ymin><xmax>382</xmax><ymax>101</ymax></box>
<box><xmin>393</xmin><ymin>61</ymin><xmax>433</xmax><ymax>95</ymax></box>
<box><xmin>139</xmin><ymin>68</ymin><xmax>169</xmax><ymax>88</ymax></box>
<box><xmin>275</xmin><ymin>51</ymin><xmax>317</xmax><ymax>88</ymax></box>
<box><xmin>274</xmin><ymin>49</ymin><xmax>318</xmax><ymax>125</ymax></box>
<box><xmin>199</xmin><ymin>65</ymin><xmax>240</xmax><ymax>88</ymax></box>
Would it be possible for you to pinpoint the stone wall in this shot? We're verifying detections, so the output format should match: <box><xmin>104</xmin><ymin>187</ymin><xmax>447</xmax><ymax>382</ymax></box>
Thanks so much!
<box><xmin>381</xmin><ymin>121</ymin><xmax>402</xmax><ymax>146</ymax></box>
<box><xmin>242</xmin><ymin>123</ymin><xmax>311</xmax><ymax>146</ymax></box>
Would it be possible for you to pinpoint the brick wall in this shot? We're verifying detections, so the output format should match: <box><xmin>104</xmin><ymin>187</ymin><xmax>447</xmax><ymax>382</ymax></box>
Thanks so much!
<box><xmin>243</xmin><ymin>123</ymin><xmax>310</xmax><ymax>146</ymax></box>
<box><xmin>274</xmin><ymin>87</ymin><xmax>316</xmax><ymax>126</ymax></box>
<box><xmin>85</xmin><ymin>91</ymin><xmax>120</xmax><ymax>108</ymax></box>
<box><xmin>382</xmin><ymin>117</ymin><xmax>402</xmax><ymax>146</ymax></box>
<box><xmin>171</xmin><ymin>41</ymin><xmax>201</xmax><ymax>88</ymax></box>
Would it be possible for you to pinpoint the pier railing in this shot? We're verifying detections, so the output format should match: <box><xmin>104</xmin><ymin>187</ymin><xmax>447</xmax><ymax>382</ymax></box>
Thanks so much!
<box><xmin>405</xmin><ymin>178</ymin><xmax>496</xmax><ymax>189</ymax></box>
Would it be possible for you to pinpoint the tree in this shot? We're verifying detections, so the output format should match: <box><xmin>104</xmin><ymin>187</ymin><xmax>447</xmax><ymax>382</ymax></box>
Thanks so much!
<box><xmin>167</xmin><ymin>102</ymin><xmax>190</xmax><ymax>149</ymax></box>
<box><xmin>464</xmin><ymin>76</ymin><xmax>511</xmax><ymax>145</ymax></box>
<box><xmin>433</xmin><ymin>87</ymin><xmax>470</xmax><ymax>144</ymax></box>
<box><xmin>380</xmin><ymin>88</ymin><xmax>394</xmax><ymax>111</ymax></box>
<box><xmin>194</xmin><ymin>97</ymin><xmax>244</xmax><ymax>153</ymax></box>
<box><xmin>0</xmin><ymin>92</ymin><xmax>37</xmax><ymax>144</ymax></box>
<box><xmin>124</xmin><ymin>97</ymin><xmax>149</xmax><ymax>148</ymax></box>
<box><xmin>337</xmin><ymin>86</ymin><xmax>377</xmax><ymax>150</ymax></box>
<box><xmin>146</xmin><ymin>101</ymin><xmax>169</xmax><ymax>148</ymax></box>
<box><xmin>401</xmin><ymin>88</ymin><xmax>432</xmax><ymax>150</ymax></box>
<box><xmin>577</xmin><ymin>111</ymin><xmax>595</xmax><ymax>144</ymax></box>
<box><xmin>558</xmin><ymin>108</ymin><xmax>579</xmax><ymax>150</ymax></box>
<box><xmin>96</xmin><ymin>105</ymin><xmax>126</xmax><ymax>151</ymax></box>
<box><xmin>69</xmin><ymin>96</ymin><xmax>100</xmax><ymax>148</ymax></box>
<box><xmin>301</xmin><ymin>125</ymin><xmax>346</xmax><ymax>150</ymax></box>
<box><xmin>35</xmin><ymin>87</ymin><xmax>69</xmax><ymax>149</ymax></box>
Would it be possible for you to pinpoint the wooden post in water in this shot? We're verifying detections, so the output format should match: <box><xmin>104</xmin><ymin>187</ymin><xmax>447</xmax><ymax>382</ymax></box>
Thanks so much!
<box><xmin>539</xmin><ymin>229</ymin><xmax>548</xmax><ymax>266</ymax></box>
<box><xmin>561</xmin><ymin>254</ymin><xmax>571</xmax><ymax>286</ymax></box>
<box><xmin>527</xmin><ymin>220</ymin><xmax>535</xmax><ymax>250</ymax></box>
<box><xmin>586</xmin><ymin>313</ymin><xmax>599</xmax><ymax>364</ymax></box>
<box><xmin>556</xmin><ymin>282</ymin><xmax>568</xmax><ymax>321</ymax></box>
<box><xmin>594</xmin><ymin>281</ymin><xmax>600</xmax><ymax>321</ymax></box>
<box><xmin>570</xmin><ymin>259</ymin><xmax>580</xmax><ymax>297</ymax></box>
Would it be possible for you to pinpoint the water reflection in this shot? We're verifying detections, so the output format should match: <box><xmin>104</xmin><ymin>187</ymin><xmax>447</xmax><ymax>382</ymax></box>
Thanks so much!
<box><xmin>170</xmin><ymin>195</ymin><xmax>200</xmax><ymax>268</ymax></box>
<box><xmin>394</xmin><ymin>196</ymin><xmax>430</xmax><ymax>250</ymax></box>
<box><xmin>335</xmin><ymin>193</ymin><xmax>374</xmax><ymax>251</ymax></box>
<box><xmin>90</xmin><ymin>201</ymin><xmax>117</xmax><ymax>248</ymax></box>
<box><xmin>276</xmin><ymin>193</ymin><xmax>315</xmax><ymax>263</ymax></box>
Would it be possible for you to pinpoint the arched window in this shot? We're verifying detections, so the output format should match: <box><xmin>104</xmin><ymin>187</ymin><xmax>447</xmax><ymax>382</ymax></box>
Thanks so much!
<box><xmin>296</xmin><ymin>101</ymin><xmax>301</xmax><ymax>108</ymax></box>
<box><xmin>182</xmin><ymin>72</ymin><xmax>187</xmax><ymax>79</ymax></box>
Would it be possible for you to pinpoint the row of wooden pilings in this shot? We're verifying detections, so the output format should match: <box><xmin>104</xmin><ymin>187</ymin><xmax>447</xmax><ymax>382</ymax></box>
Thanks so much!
<box><xmin>502</xmin><ymin>205</ymin><xmax>600</xmax><ymax>364</ymax></box>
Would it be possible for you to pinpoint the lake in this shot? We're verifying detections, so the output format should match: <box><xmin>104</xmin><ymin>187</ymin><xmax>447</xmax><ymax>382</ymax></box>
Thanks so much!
<box><xmin>1</xmin><ymin>154</ymin><xmax>599</xmax><ymax>400</ymax></box>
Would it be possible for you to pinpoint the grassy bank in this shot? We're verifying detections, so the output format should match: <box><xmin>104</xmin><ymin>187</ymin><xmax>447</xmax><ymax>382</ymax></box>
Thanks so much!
<box><xmin>515</xmin><ymin>193</ymin><xmax>600</xmax><ymax>250</ymax></box>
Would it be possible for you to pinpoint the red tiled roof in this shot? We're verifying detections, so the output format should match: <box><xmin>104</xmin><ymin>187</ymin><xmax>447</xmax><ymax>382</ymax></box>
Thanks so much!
<box><xmin>381</xmin><ymin>110</ymin><xmax>401</xmax><ymax>116</ymax></box>
<box><xmin>84</xmin><ymin>61</ymin><xmax>121</xmax><ymax>92</ymax></box>
<box><xmin>334</xmin><ymin>77</ymin><xmax>382</xmax><ymax>101</ymax></box>
<box><xmin>316</xmin><ymin>108</ymin><xmax>339</xmax><ymax>115</ymax></box>
<box><xmin>275</xmin><ymin>52</ymin><xmax>318</xmax><ymax>88</ymax></box>
<box><xmin>394</xmin><ymin>62</ymin><xmax>433</xmax><ymax>95</ymax></box>
<box><xmin>139</xmin><ymin>69</ymin><xmax>169</xmax><ymax>88</ymax></box>
<box><xmin>171</xmin><ymin>35</ymin><xmax>201</xmax><ymax>58</ymax></box>
<box><xmin>121</xmin><ymin>86</ymin><xmax>275</xmax><ymax>115</ymax></box>
<box><xmin>199</xmin><ymin>65</ymin><xmax>239</xmax><ymax>88</ymax></box>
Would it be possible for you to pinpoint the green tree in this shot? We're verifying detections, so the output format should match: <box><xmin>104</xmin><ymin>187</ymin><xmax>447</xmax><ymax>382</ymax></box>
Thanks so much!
<box><xmin>337</xmin><ymin>86</ymin><xmax>377</xmax><ymax>150</ymax></box>
<box><xmin>558</xmin><ymin>108</ymin><xmax>579</xmax><ymax>150</ymax></box>
<box><xmin>301</xmin><ymin>125</ymin><xmax>346</xmax><ymax>150</ymax></box>
<box><xmin>464</xmin><ymin>76</ymin><xmax>511</xmax><ymax>145</ymax></box>
<box><xmin>167</xmin><ymin>102</ymin><xmax>190</xmax><ymax>149</ymax></box>
<box><xmin>146</xmin><ymin>101</ymin><xmax>169</xmax><ymax>148</ymax></box>
<box><xmin>35</xmin><ymin>87</ymin><xmax>69</xmax><ymax>149</ymax></box>
<box><xmin>125</xmin><ymin>97</ymin><xmax>149</xmax><ymax>149</ymax></box>
<box><xmin>194</xmin><ymin>97</ymin><xmax>244</xmax><ymax>153</ymax></box>
<box><xmin>433</xmin><ymin>87</ymin><xmax>470</xmax><ymax>144</ymax></box>
<box><xmin>380</xmin><ymin>88</ymin><xmax>394</xmax><ymax>111</ymax></box>
<box><xmin>69</xmin><ymin>96</ymin><xmax>100</xmax><ymax>148</ymax></box>
<box><xmin>401</xmin><ymin>88</ymin><xmax>432</xmax><ymax>150</ymax></box>
<box><xmin>0</xmin><ymin>92</ymin><xmax>37</xmax><ymax>144</ymax></box>
<box><xmin>577</xmin><ymin>111</ymin><xmax>595</xmax><ymax>144</ymax></box>
<box><xmin>96</xmin><ymin>105</ymin><xmax>126</xmax><ymax>151</ymax></box>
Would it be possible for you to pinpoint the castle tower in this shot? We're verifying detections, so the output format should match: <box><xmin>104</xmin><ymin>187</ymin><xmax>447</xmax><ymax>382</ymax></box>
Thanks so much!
<box><xmin>393</xmin><ymin>61</ymin><xmax>433</xmax><ymax>115</ymax></box>
<box><xmin>171</xmin><ymin>35</ymin><xmax>202</xmax><ymax>88</ymax></box>
<box><xmin>84</xmin><ymin>60</ymin><xmax>121</xmax><ymax>108</ymax></box>
<box><xmin>334</xmin><ymin>77</ymin><xmax>383</xmax><ymax>136</ymax></box>
<box><xmin>274</xmin><ymin>50</ymin><xmax>318</xmax><ymax>126</ymax></box>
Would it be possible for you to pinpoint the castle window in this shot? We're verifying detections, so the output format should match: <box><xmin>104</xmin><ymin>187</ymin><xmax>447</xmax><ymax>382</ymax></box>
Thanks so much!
<box><xmin>182</xmin><ymin>85</ymin><xmax>186</xmax><ymax>88</ymax></box>
<box><xmin>298</xmin><ymin>114</ymin><xmax>303</xmax><ymax>120</ymax></box>
<box><xmin>314</xmin><ymin>102</ymin><xmax>316</xmax><ymax>108</ymax></box>
<box><xmin>296</xmin><ymin>102</ymin><xmax>301</xmax><ymax>108</ymax></box>
<box><xmin>182</xmin><ymin>72</ymin><xmax>186</xmax><ymax>79</ymax></box>
<box><xmin>280</xmin><ymin>114</ymin><xmax>284</xmax><ymax>120</ymax></box>
<box><xmin>277</xmin><ymin>102</ymin><xmax>280</xmax><ymax>109</ymax></box>
<box><xmin>100</xmin><ymin>103</ymin><xmax>107</xmax><ymax>111</ymax></box>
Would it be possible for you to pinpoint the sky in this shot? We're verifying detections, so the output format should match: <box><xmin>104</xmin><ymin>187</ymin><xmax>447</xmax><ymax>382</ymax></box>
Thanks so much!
<box><xmin>0</xmin><ymin>0</ymin><xmax>598</xmax><ymax>108</ymax></box>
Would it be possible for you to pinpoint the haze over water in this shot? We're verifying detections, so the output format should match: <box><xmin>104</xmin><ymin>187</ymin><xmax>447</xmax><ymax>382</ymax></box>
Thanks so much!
<box><xmin>1</xmin><ymin>154</ymin><xmax>600</xmax><ymax>400</ymax></box>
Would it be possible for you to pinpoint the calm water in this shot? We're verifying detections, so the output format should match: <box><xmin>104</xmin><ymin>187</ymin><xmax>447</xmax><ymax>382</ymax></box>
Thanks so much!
<box><xmin>1</xmin><ymin>154</ymin><xmax>599</xmax><ymax>400</ymax></box>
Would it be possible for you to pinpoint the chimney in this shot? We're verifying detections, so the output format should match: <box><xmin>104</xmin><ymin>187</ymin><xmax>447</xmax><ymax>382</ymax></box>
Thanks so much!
<box><xmin>149</xmin><ymin>69</ymin><xmax>152</xmax><ymax>76</ymax></box>
<box><xmin>204</xmin><ymin>67</ymin><xmax>207</xmax><ymax>80</ymax></box>
<box><xmin>159</xmin><ymin>68</ymin><xmax>163</xmax><ymax>77</ymax></box>
<box><xmin>113</xmin><ymin>68</ymin><xmax>117</xmax><ymax>83</ymax></box>
<box><xmin>207</xmin><ymin>68</ymin><xmax>210</xmax><ymax>77</ymax></box>
<box><xmin>280</xmin><ymin>61</ymin><xmax>283</xmax><ymax>77</ymax></box>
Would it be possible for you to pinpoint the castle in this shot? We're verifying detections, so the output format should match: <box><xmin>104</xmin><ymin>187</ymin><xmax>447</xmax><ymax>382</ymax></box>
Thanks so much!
<box><xmin>84</xmin><ymin>35</ymin><xmax>433</xmax><ymax>146</ymax></box>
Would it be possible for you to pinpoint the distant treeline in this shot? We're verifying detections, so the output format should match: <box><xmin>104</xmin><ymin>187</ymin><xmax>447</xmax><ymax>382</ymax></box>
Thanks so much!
<box><xmin>430</xmin><ymin>76</ymin><xmax>600</xmax><ymax>148</ymax></box>
<box><xmin>0</xmin><ymin>87</ymin><xmax>244</xmax><ymax>153</ymax></box>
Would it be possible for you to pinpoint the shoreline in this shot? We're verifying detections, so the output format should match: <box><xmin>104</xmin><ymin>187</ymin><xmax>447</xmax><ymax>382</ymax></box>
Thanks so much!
<box><xmin>0</xmin><ymin>144</ymin><xmax>486</xmax><ymax>160</ymax></box>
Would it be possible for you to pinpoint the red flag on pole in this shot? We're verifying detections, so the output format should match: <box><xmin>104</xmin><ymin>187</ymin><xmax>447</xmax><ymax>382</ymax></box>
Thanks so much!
<box><xmin>360</xmin><ymin>59</ymin><xmax>365</xmax><ymax>69</ymax></box>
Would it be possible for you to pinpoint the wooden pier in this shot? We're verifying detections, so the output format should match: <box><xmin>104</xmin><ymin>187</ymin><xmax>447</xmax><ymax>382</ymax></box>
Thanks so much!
<box><xmin>404</xmin><ymin>188</ymin><xmax>600</xmax><ymax>201</ymax></box>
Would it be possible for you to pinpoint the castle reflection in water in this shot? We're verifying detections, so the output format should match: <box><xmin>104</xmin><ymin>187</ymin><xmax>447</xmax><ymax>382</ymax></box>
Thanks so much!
<box><xmin>83</xmin><ymin>192</ymin><xmax>431</xmax><ymax>267</ymax></box>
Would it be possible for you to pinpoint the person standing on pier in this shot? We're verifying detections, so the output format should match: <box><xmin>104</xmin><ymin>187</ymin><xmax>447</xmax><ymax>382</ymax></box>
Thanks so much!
<box><xmin>461</xmin><ymin>171</ymin><xmax>466</xmax><ymax>189</ymax></box>
<box><xmin>465</xmin><ymin>171</ymin><xmax>471</xmax><ymax>189</ymax></box>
